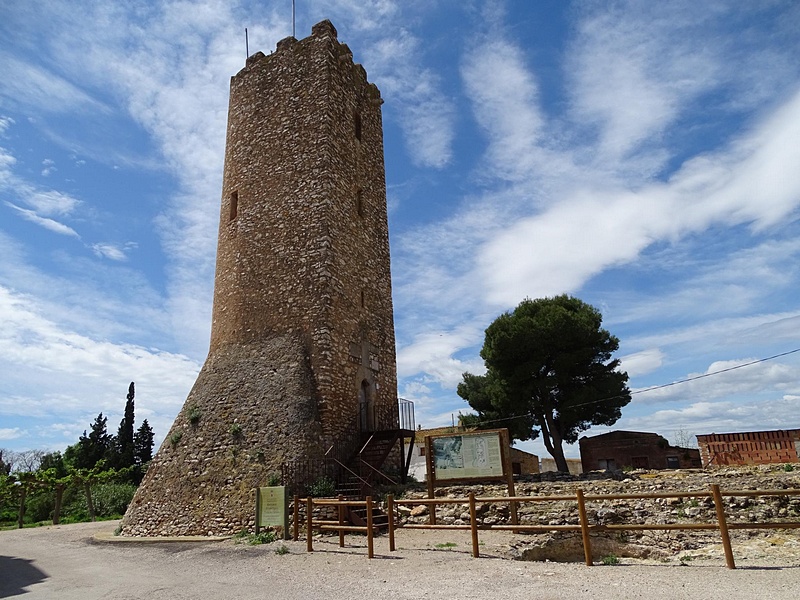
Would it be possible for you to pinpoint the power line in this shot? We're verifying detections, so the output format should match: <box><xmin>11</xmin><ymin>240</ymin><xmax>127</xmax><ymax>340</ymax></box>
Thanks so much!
<box><xmin>446</xmin><ymin>347</ymin><xmax>800</xmax><ymax>428</ymax></box>
<box><xmin>630</xmin><ymin>347</ymin><xmax>800</xmax><ymax>396</ymax></box>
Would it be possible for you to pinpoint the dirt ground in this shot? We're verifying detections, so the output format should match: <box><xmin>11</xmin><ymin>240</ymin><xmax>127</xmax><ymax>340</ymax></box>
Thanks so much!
<box><xmin>2</xmin><ymin>520</ymin><xmax>800</xmax><ymax>599</ymax></box>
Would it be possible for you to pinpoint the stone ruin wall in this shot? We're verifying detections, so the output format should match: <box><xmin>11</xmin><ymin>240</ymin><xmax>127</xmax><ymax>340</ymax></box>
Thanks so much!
<box><xmin>122</xmin><ymin>21</ymin><xmax>397</xmax><ymax>536</ymax></box>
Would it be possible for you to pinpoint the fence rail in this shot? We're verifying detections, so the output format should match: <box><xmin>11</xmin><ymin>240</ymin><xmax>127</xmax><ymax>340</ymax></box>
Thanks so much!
<box><xmin>291</xmin><ymin>485</ymin><xmax>800</xmax><ymax>568</ymax></box>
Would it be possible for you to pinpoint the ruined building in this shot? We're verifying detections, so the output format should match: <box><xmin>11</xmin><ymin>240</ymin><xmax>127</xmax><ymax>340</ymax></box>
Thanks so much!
<box><xmin>122</xmin><ymin>20</ymin><xmax>410</xmax><ymax>536</ymax></box>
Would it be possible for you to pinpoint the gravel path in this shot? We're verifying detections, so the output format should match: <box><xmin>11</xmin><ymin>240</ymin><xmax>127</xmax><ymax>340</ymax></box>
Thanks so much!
<box><xmin>2</xmin><ymin>521</ymin><xmax>800</xmax><ymax>599</ymax></box>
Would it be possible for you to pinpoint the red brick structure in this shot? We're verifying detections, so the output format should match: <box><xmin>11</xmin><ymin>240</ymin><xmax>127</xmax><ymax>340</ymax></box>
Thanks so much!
<box><xmin>579</xmin><ymin>430</ymin><xmax>701</xmax><ymax>472</ymax></box>
<box><xmin>696</xmin><ymin>429</ymin><xmax>800</xmax><ymax>467</ymax></box>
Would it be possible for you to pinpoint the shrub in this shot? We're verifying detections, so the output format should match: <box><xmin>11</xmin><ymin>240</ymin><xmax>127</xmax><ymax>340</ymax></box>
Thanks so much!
<box><xmin>307</xmin><ymin>476</ymin><xmax>336</xmax><ymax>498</ymax></box>
<box><xmin>169</xmin><ymin>431</ymin><xmax>183</xmax><ymax>447</ymax></box>
<box><xmin>92</xmin><ymin>483</ymin><xmax>137</xmax><ymax>517</ymax></box>
<box><xmin>233</xmin><ymin>529</ymin><xmax>277</xmax><ymax>545</ymax></box>
<box><xmin>62</xmin><ymin>483</ymin><xmax>136</xmax><ymax>521</ymax></box>
<box><xmin>602</xmin><ymin>554</ymin><xmax>620</xmax><ymax>565</ymax></box>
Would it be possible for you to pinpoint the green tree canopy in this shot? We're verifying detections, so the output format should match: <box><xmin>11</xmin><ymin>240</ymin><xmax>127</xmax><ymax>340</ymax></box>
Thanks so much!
<box><xmin>72</xmin><ymin>413</ymin><xmax>112</xmax><ymax>469</ymax></box>
<box><xmin>112</xmin><ymin>382</ymin><xmax>136</xmax><ymax>469</ymax></box>
<box><xmin>457</xmin><ymin>295</ymin><xmax>631</xmax><ymax>472</ymax></box>
<box><xmin>134</xmin><ymin>419</ymin><xmax>154</xmax><ymax>465</ymax></box>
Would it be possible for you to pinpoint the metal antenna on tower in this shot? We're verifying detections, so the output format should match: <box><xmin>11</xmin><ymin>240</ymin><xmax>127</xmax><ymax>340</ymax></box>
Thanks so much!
<box><xmin>245</xmin><ymin>27</ymin><xmax>249</xmax><ymax>60</ymax></box>
<box><xmin>292</xmin><ymin>0</ymin><xmax>296</xmax><ymax>38</ymax></box>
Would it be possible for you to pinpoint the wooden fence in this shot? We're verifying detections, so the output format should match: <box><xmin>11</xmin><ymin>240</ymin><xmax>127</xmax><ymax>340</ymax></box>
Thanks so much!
<box><xmin>293</xmin><ymin>485</ymin><xmax>800</xmax><ymax>568</ymax></box>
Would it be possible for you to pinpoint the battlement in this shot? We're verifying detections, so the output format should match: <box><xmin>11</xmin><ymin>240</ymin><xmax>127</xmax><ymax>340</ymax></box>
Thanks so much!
<box><xmin>238</xmin><ymin>20</ymin><xmax>381</xmax><ymax>104</ymax></box>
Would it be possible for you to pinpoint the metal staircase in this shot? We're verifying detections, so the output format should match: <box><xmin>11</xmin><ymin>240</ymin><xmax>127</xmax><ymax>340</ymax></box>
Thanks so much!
<box><xmin>281</xmin><ymin>399</ymin><xmax>416</xmax><ymax>519</ymax></box>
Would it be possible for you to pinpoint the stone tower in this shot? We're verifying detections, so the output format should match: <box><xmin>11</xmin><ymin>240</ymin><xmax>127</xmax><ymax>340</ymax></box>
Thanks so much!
<box><xmin>122</xmin><ymin>20</ymin><xmax>399</xmax><ymax>536</ymax></box>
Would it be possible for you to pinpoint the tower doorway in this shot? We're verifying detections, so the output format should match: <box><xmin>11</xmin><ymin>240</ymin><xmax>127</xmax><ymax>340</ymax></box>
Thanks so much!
<box><xmin>359</xmin><ymin>379</ymin><xmax>375</xmax><ymax>432</ymax></box>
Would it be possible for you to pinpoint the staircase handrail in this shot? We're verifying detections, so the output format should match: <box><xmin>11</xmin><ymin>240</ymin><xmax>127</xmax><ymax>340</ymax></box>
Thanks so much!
<box><xmin>358</xmin><ymin>457</ymin><xmax>398</xmax><ymax>486</ymax></box>
<box><xmin>359</xmin><ymin>433</ymin><xmax>376</xmax><ymax>456</ymax></box>
<box><xmin>328</xmin><ymin>453</ymin><xmax>373</xmax><ymax>493</ymax></box>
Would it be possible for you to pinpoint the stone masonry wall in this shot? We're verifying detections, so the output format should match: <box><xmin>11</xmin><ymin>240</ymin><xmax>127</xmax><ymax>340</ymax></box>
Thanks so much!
<box><xmin>122</xmin><ymin>21</ymin><xmax>398</xmax><ymax>536</ymax></box>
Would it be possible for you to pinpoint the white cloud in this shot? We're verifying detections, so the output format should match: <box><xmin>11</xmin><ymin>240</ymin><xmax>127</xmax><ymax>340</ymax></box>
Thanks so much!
<box><xmin>620</xmin><ymin>349</ymin><xmax>664</xmax><ymax>378</ymax></box>
<box><xmin>5</xmin><ymin>202</ymin><xmax>80</xmax><ymax>238</ymax></box>
<box><xmin>0</xmin><ymin>115</ymin><xmax>15</xmax><ymax>134</ymax></box>
<box><xmin>0</xmin><ymin>285</ymin><xmax>199</xmax><ymax>449</ymax></box>
<box><xmin>91</xmin><ymin>243</ymin><xmax>129</xmax><ymax>261</ymax></box>
<box><xmin>23</xmin><ymin>189</ymin><xmax>80</xmax><ymax>216</ymax></box>
<box><xmin>397</xmin><ymin>325</ymin><xmax>485</xmax><ymax>388</ymax></box>
<box><xmin>634</xmin><ymin>356</ymin><xmax>799</xmax><ymax>405</ymax></box>
<box><xmin>476</xmin><ymin>87</ymin><xmax>800</xmax><ymax>307</ymax></box>
<box><xmin>0</xmin><ymin>52</ymin><xmax>110</xmax><ymax>115</ymax></box>
<box><xmin>0</xmin><ymin>428</ymin><xmax>24</xmax><ymax>441</ymax></box>
<box><xmin>622</xmin><ymin>395</ymin><xmax>800</xmax><ymax>435</ymax></box>
<box><xmin>461</xmin><ymin>38</ymin><xmax>548</xmax><ymax>183</ymax></box>
<box><xmin>369</xmin><ymin>30</ymin><xmax>455</xmax><ymax>168</ymax></box>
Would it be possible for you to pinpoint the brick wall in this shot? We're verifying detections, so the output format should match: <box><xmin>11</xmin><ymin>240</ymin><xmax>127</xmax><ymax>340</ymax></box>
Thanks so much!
<box><xmin>579</xmin><ymin>431</ymin><xmax>701</xmax><ymax>471</ymax></box>
<box><xmin>697</xmin><ymin>429</ymin><xmax>800</xmax><ymax>467</ymax></box>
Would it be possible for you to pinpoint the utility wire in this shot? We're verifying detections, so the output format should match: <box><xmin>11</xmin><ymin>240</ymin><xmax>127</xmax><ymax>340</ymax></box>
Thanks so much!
<box><xmin>449</xmin><ymin>347</ymin><xmax>800</xmax><ymax>429</ymax></box>
<box><xmin>630</xmin><ymin>347</ymin><xmax>800</xmax><ymax>396</ymax></box>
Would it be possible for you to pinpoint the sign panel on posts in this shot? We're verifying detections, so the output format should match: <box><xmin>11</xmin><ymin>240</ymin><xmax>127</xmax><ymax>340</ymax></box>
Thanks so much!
<box><xmin>432</xmin><ymin>432</ymin><xmax>504</xmax><ymax>480</ymax></box>
<box><xmin>255</xmin><ymin>486</ymin><xmax>289</xmax><ymax>539</ymax></box>
<box><xmin>424</xmin><ymin>428</ymin><xmax>518</xmax><ymax>527</ymax></box>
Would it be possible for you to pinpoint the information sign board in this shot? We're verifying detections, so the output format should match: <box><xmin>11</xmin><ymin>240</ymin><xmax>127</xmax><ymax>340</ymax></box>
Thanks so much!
<box><xmin>256</xmin><ymin>486</ymin><xmax>289</xmax><ymax>539</ymax></box>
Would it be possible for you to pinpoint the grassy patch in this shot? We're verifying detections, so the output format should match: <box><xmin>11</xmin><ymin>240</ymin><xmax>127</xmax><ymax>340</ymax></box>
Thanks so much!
<box><xmin>233</xmin><ymin>529</ymin><xmax>277</xmax><ymax>545</ymax></box>
<box><xmin>434</xmin><ymin>542</ymin><xmax>457</xmax><ymax>549</ymax></box>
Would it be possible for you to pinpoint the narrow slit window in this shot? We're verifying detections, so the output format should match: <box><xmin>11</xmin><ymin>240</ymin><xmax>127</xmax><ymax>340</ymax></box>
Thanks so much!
<box><xmin>356</xmin><ymin>188</ymin><xmax>364</xmax><ymax>218</ymax></box>
<box><xmin>229</xmin><ymin>191</ymin><xmax>239</xmax><ymax>221</ymax></box>
<box><xmin>360</xmin><ymin>289</ymin><xmax>365</xmax><ymax>308</ymax></box>
<box><xmin>354</xmin><ymin>111</ymin><xmax>362</xmax><ymax>141</ymax></box>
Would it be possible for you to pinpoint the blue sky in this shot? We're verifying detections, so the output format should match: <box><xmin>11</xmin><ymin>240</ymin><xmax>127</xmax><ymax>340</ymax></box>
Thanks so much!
<box><xmin>1</xmin><ymin>1</ymin><xmax>799</xmax><ymax>461</ymax></box>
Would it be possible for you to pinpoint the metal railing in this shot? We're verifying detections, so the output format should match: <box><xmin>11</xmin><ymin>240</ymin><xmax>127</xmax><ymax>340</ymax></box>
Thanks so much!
<box><xmin>281</xmin><ymin>399</ymin><xmax>414</xmax><ymax>495</ymax></box>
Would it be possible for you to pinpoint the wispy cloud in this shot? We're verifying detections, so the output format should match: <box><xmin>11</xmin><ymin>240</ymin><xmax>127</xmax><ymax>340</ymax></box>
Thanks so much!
<box><xmin>368</xmin><ymin>29</ymin><xmax>455</xmax><ymax>169</ymax></box>
<box><xmin>0</xmin><ymin>52</ymin><xmax>111</xmax><ymax>116</ymax></box>
<box><xmin>91</xmin><ymin>243</ymin><xmax>135</xmax><ymax>261</ymax></box>
<box><xmin>0</xmin><ymin>428</ymin><xmax>24</xmax><ymax>441</ymax></box>
<box><xmin>5</xmin><ymin>202</ymin><xmax>80</xmax><ymax>237</ymax></box>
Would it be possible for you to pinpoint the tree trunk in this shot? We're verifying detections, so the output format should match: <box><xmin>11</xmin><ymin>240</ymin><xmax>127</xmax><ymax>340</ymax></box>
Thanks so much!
<box><xmin>542</xmin><ymin>411</ymin><xmax>570</xmax><ymax>473</ymax></box>
<box><xmin>53</xmin><ymin>484</ymin><xmax>64</xmax><ymax>525</ymax></box>
<box><xmin>84</xmin><ymin>482</ymin><xmax>96</xmax><ymax>522</ymax></box>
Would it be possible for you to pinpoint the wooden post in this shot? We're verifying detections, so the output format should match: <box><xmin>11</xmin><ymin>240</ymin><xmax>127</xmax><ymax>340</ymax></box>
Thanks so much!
<box><xmin>500</xmin><ymin>429</ymin><xmax>519</xmax><ymax>530</ymax></box>
<box><xmin>576</xmin><ymin>488</ymin><xmax>593</xmax><ymax>566</ymax></box>
<box><xmin>469</xmin><ymin>492</ymin><xmax>480</xmax><ymax>558</ymax></box>
<box><xmin>711</xmin><ymin>484</ymin><xmax>736</xmax><ymax>569</ymax></box>
<box><xmin>425</xmin><ymin>435</ymin><xmax>436</xmax><ymax>525</ymax></box>
<box><xmin>255</xmin><ymin>488</ymin><xmax>261</xmax><ymax>535</ymax></box>
<box><xmin>337</xmin><ymin>494</ymin><xmax>345</xmax><ymax>548</ymax></box>
<box><xmin>366</xmin><ymin>496</ymin><xmax>374</xmax><ymax>559</ymax></box>
<box><xmin>306</xmin><ymin>496</ymin><xmax>313</xmax><ymax>553</ymax></box>
<box><xmin>387</xmin><ymin>494</ymin><xmax>396</xmax><ymax>552</ymax></box>
<box><xmin>293</xmin><ymin>495</ymin><xmax>300</xmax><ymax>541</ymax></box>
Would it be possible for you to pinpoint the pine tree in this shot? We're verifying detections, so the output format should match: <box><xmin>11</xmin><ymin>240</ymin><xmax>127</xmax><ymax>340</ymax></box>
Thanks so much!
<box><xmin>75</xmin><ymin>413</ymin><xmax>112</xmax><ymax>469</ymax></box>
<box><xmin>134</xmin><ymin>419</ymin><xmax>154</xmax><ymax>465</ymax></box>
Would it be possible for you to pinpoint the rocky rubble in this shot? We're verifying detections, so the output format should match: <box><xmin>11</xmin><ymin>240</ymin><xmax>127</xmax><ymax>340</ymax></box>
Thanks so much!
<box><xmin>392</xmin><ymin>464</ymin><xmax>800</xmax><ymax>562</ymax></box>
